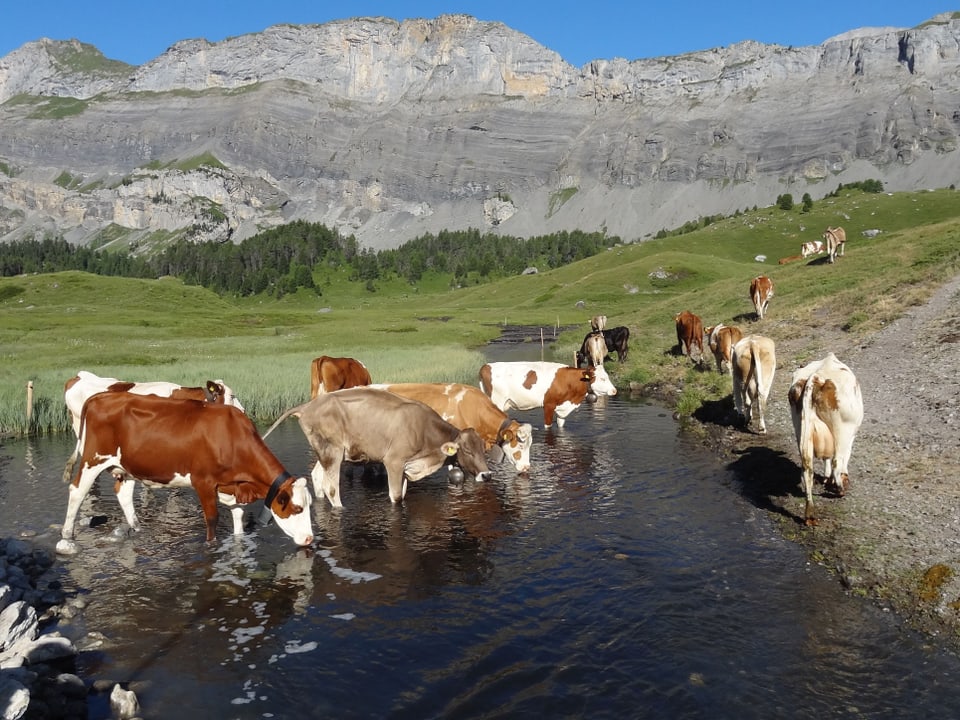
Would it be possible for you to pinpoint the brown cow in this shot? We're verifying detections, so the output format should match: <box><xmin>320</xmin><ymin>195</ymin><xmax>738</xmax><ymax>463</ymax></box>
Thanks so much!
<box><xmin>749</xmin><ymin>276</ymin><xmax>774</xmax><ymax>320</ymax></box>
<box><xmin>310</xmin><ymin>356</ymin><xmax>372</xmax><ymax>398</ymax></box>
<box><xmin>675</xmin><ymin>310</ymin><xmax>704</xmax><ymax>363</ymax></box>
<box><xmin>58</xmin><ymin>393</ymin><xmax>313</xmax><ymax>554</ymax></box>
<box><xmin>373</xmin><ymin>382</ymin><xmax>533</xmax><ymax>473</ymax></box>
<box><xmin>264</xmin><ymin>388</ymin><xmax>490</xmax><ymax>507</ymax></box>
<box><xmin>62</xmin><ymin>370</ymin><xmax>245</xmax><ymax>482</ymax></box>
<box><xmin>703</xmin><ymin>323</ymin><xmax>744</xmax><ymax>373</ymax></box>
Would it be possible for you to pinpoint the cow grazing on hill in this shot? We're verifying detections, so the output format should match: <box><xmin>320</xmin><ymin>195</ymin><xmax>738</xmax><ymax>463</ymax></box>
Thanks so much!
<box><xmin>750</xmin><ymin>276</ymin><xmax>774</xmax><ymax>320</ymax></box>
<box><xmin>823</xmin><ymin>226</ymin><xmax>847</xmax><ymax>263</ymax></box>
<box><xmin>576</xmin><ymin>327</ymin><xmax>630</xmax><ymax>366</ymax></box>
<box><xmin>675</xmin><ymin>310</ymin><xmax>704</xmax><ymax>363</ymax></box>
<box><xmin>62</xmin><ymin>370</ymin><xmax>245</xmax><ymax>482</ymax></box>
<box><xmin>787</xmin><ymin>353</ymin><xmax>864</xmax><ymax>525</ymax></box>
<box><xmin>703</xmin><ymin>323</ymin><xmax>744</xmax><ymax>374</ymax></box>
<box><xmin>58</xmin><ymin>393</ymin><xmax>313</xmax><ymax>554</ymax></box>
<box><xmin>479</xmin><ymin>361</ymin><xmax>617</xmax><ymax>429</ymax></box>
<box><xmin>373</xmin><ymin>382</ymin><xmax>533</xmax><ymax>473</ymax></box>
<box><xmin>801</xmin><ymin>239</ymin><xmax>825</xmax><ymax>258</ymax></box>
<box><xmin>590</xmin><ymin>315</ymin><xmax>607</xmax><ymax>332</ymax></box>
<box><xmin>310</xmin><ymin>356</ymin><xmax>372</xmax><ymax>398</ymax></box>
<box><xmin>264</xmin><ymin>388</ymin><xmax>490</xmax><ymax>508</ymax></box>
<box><xmin>731</xmin><ymin>334</ymin><xmax>776</xmax><ymax>434</ymax></box>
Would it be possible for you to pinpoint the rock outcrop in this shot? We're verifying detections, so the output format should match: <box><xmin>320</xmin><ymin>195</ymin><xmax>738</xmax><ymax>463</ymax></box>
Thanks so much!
<box><xmin>0</xmin><ymin>13</ymin><xmax>958</xmax><ymax>251</ymax></box>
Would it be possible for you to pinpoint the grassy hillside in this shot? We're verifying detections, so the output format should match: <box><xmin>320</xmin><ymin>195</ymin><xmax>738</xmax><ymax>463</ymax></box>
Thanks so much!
<box><xmin>2</xmin><ymin>187</ymin><xmax>959</xmax><ymax>435</ymax></box>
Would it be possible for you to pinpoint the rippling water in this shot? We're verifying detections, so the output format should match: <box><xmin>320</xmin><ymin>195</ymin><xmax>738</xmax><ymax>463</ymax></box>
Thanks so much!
<box><xmin>3</xmin><ymin>394</ymin><xmax>960</xmax><ymax>719</ymax></box>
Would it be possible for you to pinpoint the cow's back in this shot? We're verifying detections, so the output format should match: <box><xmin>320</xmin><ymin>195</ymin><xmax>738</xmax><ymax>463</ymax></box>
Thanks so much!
<box><xmin>377</xmin><ymin>382</ymin><xmax>503</xmax><ymax>443</ymax></box>
<box><xmin>311</xmin><ymin>356</ymin><xmax>372</xmax><ymax>398</ymax></box>
<box><xmin>479</xmin><ymin>362</ymin><xmax>563</xmax><ymax>411</ymax></box>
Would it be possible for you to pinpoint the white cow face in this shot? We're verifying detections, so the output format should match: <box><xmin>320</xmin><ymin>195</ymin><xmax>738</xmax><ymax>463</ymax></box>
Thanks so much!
<box><xmin>589</xmin><ymin>365</ymin><xmax>618</xmax><ymax>397</ymax></box>
<box><xmin>271</xmin><ymin>477</ymin><xmax>314</xmax><ymax>546</ymax></box>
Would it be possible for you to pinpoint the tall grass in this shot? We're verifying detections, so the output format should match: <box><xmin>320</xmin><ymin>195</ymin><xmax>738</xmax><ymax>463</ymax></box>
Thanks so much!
<box><xmin>2</xmin><ymin>187</ymin><xmax>959</xmax><ymax>436</ymax></box>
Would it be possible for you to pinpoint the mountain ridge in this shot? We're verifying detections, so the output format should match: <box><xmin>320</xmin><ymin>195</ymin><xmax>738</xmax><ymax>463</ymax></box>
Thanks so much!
<box><xmin>0</xmin><ymin>12</ymin><xmax>958</xmax><ymax>251</ymax></box>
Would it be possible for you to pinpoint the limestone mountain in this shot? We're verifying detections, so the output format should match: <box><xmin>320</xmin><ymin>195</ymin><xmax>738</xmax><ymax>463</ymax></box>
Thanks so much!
<box><xmin>0</xmin><ymin>13</ymin><xmax>958</xmax><ymax>252</ymax></box>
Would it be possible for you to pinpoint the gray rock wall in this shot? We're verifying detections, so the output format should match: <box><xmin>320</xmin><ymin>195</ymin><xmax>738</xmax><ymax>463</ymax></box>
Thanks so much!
<box><xmin>0</xmin><ymin>13</ymin><xmax>958</xmax><ymax>250</ymax></box>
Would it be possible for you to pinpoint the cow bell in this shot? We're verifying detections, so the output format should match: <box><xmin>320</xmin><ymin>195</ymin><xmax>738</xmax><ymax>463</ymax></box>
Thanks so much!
<box><xmin>586</xmin><ymin>391</ymin><xmax>598</xmax><ymax>403</ymax></box>
<box><xmin>448</xmin><ymin>466</ymin><xmax>465</xmax><ymax>482</ymax></box>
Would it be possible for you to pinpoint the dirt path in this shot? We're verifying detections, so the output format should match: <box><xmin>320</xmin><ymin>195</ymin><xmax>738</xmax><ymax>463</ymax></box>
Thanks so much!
<box><xmin>695</xmin><ymin>271</ymin><xmax>960</xmax><ymax>645</ymax></box>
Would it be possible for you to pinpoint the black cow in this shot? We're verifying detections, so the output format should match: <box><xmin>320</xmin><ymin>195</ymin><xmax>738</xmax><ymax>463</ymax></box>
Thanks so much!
<box><xmin>576</xmin><ymin>326</ymin><xmax>630</xmax><ymax>366</ymax></box>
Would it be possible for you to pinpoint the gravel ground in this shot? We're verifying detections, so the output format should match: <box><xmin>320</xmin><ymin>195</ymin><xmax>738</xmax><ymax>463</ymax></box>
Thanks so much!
<box><xmin>688</xmin><ymin>271</ymin><xmax>960</xmax><ymax>647</ymax></box>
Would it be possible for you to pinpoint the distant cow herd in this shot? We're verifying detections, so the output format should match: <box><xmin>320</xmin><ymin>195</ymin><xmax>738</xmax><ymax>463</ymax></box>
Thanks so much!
<box><xmin>56</xmin><ymin>224</ymin><xmax>860</xmax><ymax>555</ymax></box>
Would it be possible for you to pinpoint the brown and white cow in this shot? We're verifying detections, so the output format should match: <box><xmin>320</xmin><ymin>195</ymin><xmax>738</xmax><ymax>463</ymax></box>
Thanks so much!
<box><xmin>478</xmin><ymin>361</ymin><xmax>617</xmax><ymax>429</ymax></box>
<box><xmin>58</xmin><ymin>393</ymin><xmax>313</xmax><ymax>554</ymax></box>
<box><xmin>309</xmin><ymin>356</ymin><xmax>372</xmax><ymax>398</ymax></box>
<box><xmin>703</xmin><ymin>322</ymin><xmax>744</xmax><ymax>374</ymax></box>
<box><xmin>264</xmin><ymin>388</ymin><xmax>490</xmax><ymax>508</ymax></box>
<box><xmin>731</xmin><ymin>334</ymin><xmax>776</xmax><ymax>434</ymax></box>
<box><xmin>801</xmin><ymin>239</ymin><xmax>825</xmax><ymax>258</ymax></box>
<box><xmin>372</xmin><ymin>382</ymin><xmax>533</xmax><ymax>473</ymax></box>
<box><xmin>675</xmin><ymin>310</ymin><xmax>704</xmax><ymax>364</ymax></box>
<box><xmin>576</xmin><ymin>327</ymin><xmax>630</xmax><ymax>366</ymax></box>
<box><xmin>63</xmin><ymin>370</ymin><xmax>245</xmax><ymax>482</ymax></box>
<box><xmin>787</xmin><ymin>353</ymin><xmax>864</xmax><ymax>525</ymax></box>
<box><xmin>749</xmin><ymin>275</ymin><xmax>774</xmax><ymax>320</ymax></box>
<box><xmin>590</xmin><ymin>315</ymin><xmax>607</xmax><ymax>332</ymax></box>
<box><xmin>823</xmin><ymin>226</ymin><xmax>847</xmax><ymax>263</ymax></box>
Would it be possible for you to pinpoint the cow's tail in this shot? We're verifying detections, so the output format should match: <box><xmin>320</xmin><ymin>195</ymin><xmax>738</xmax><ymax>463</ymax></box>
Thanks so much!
<box><xmin>750</xmin><ymin>341</ymin><xmax>764</xmax><ymax>398</ymax></box>
<box><xmin>63</xmin><ymin>405</ymin><xmax>90</xmax><ymax>483</ymax></box>
<box><xmin>798</xmin><ymin>373</ymin><xmax>819</xmax><ymax>463</ymax></box>
<box><xmin>261</xmin><ymin>402</ymin><xmax>310</xmax><ymax>439</ymax></box>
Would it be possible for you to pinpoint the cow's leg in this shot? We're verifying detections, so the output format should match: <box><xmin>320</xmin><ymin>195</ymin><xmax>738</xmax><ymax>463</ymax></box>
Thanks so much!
<box><xmin>543</xmin><ymin>403</ymin><xmax>557</xmax><ymax>429</ymax></box>
<box><xmin>57</xmin><ymin>460</ymin><xmax>112</xmax><ymax>554</ymax></box>
<box><xmin>195</xmin><ymin>488</ymin><xmax>221</xmax><ymax>543</ymax></box>
<box><xmin>383</xmin><ymin>462</ymin><xmax>406</xmax><ymax>503</ymax></box>
<box><xmin>217</xmin><ymin>492</ymin><xmax>245</xmax><ymax>535</ymax></box>
<box><xmin>802</xmin><ymin>462</ymin><xmax>818</xmax><ymax>525</ymax></box>
<box><xmin>114</xmin><ymin>478</ymin><xmax>142</xmax><ymax>536</ymax></box>
<box><xmin>312</xmin><ymin>451</ymin><xmax>343</xmax><ymax>508</ymax></box>
<box><xmin>756</xmin><ymin>391</ymin><xmax>768</xmax><ymax>434</ymax></box>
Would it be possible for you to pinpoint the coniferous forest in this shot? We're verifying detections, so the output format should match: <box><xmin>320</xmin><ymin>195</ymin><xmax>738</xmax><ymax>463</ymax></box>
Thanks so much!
<box><xmin>0</xmin><ymin>222</ymin><xmax>618</xmax><ymax>297</ymax></box>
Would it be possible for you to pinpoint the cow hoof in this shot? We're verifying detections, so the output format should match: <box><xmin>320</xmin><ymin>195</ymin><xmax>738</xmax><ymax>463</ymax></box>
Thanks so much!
<box><xmin>56</xmin><ymin>539</ymin><xmax>78</xmax><ymax>555</ymax></box>
<box><xmin>804</xmin><ymin>517</ymin><xmax>820</xmax><ymax>527</ymax></box>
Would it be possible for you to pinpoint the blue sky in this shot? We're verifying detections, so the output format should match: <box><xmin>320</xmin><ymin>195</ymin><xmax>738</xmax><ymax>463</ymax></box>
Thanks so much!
<box><xmin>0</xmin><ymin>2</ymin><xmax>954</xmax><ymax>67</ymax></box>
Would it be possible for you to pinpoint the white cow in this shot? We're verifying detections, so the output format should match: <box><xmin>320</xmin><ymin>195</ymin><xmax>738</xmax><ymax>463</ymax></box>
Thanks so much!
<box><xmin>823</xmin><ymin>226</ymin><xmax>847</xmax><ymax>263</ymax></box>
<box><xmin>731</xmin><ymin>335</ymin><xmax>776</xmax><ymax>434</ymax></box>
<box><xmin>787</xmin><ymin>353</ymin><xmax>864</xmax><ymax>525</ymax></box>
<box><xmin>479</xmin><ymin>361</ymin><xmax>617</xmax><ymax>429</ymax></box>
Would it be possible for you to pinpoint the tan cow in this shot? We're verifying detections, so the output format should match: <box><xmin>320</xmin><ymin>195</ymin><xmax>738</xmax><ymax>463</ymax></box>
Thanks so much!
<box><xmin>823</xmin><ymin>226</ymin><xmax>847</xmax><ymax>263</ymax></box>
<box><xmin>749</xmin><ymin>276</ymin><xmax>774</xmax><ymax>320</ymax></box>
<box><xmin>675</xmin><ymin>310</ymin><xmax>704</xmax><ymax>364</ymax></box>
<box><xmin>731</xmin><ymin>334</ymin><xmax>776</xmax><ymax>434</ymax></box>
<box><xmin>703</xmin><ymin>323</ymin><xmax>744</xmax><ymax>373</ymax></box>
<box><xmin>372</xmin><ymin>382</ymin><xmax>533</xmax><ymax>473</ymax></box>
<box><xmin>583</xmin><ymin>332</ymin><xmax>609</xmax><ymax>367</ymax></box>
<box><xmin>590</xmin><ymin>315</ymin><xmax>607</xmax><ymax>332</ymax></box>
<box><xmin>309</xmin><ymin>356</ymin><xmax>372</xmax><ymax>398</ymax></box>
<box><xmin>787</xmin><ymin>353</ymin><xmax>864</xmax><ymax>525</ymax></box>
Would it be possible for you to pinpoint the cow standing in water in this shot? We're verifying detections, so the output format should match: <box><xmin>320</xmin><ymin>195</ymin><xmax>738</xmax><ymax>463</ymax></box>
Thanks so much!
<box><xmin>59</xmin><ymin>393</ymin><xmax>313</xmax><ymax>554</ymax></box>
<box><xmin>264</xmin><ymin>388</ymin><xmax>490</xmax><ymax>508</ymax></box>
<box><xmin>479</xmin><ymin>362</ymin><xmax>617</xmax><ymax>429</ymax></box>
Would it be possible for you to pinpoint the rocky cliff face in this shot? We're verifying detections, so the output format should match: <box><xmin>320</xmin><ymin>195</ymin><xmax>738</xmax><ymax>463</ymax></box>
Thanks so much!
<box><xmin>0</xmin><ymin>13</ymin><xmax>958</xmax><ymax>251</ymax></box>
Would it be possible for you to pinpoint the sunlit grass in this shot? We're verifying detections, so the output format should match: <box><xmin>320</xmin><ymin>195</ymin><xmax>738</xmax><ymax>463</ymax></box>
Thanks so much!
<box><xmin>2</xmin><ymin>187</ymin><xmax>959</xmax><ymax>435</ymax></box>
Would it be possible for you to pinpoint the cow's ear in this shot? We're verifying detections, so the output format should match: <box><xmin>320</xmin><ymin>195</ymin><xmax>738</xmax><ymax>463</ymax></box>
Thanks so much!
<box><xmin>500</xmin><ymin>428</ymin><xmax>515</xmax><ymax>443</ymax></box>
<box><xmin>205</xmin><ymin>380</ymin><xmax>221</xmax><ymax>401</ymax></box>
<box><xmin>580</xmin><ymin>371</ymin><xmax>592</xmax><ymax>382</ymax></box>
<box><xmin>442</xmin><ymin>442</ymin><xmax>458</xmax><ymax>456</ymax></box>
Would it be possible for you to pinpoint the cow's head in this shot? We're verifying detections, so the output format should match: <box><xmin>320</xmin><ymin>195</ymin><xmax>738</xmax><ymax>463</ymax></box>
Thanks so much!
<box><xmin>451</xmin><ymin>428</ymin><xmax>491</xmax><ymax>481</ymax></box>
<box><xmin>257</xmin><ymin>474</ymin><xmax>314</xmax><ymax>546</ymax></box>
<box><xmin>498</xmin><ymin>419</ymin><xmax>533</xmax><ymax>474</ymax></box>
<box><xmin>588</xmin><ymin>365</ymin><xmax>617</xmax><ymax>397</ymax></box>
